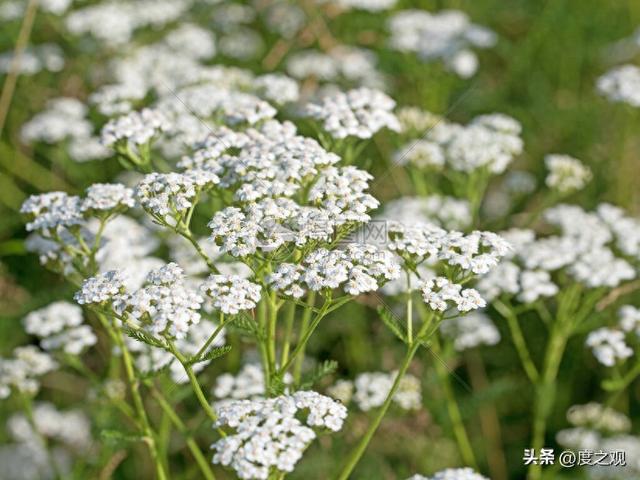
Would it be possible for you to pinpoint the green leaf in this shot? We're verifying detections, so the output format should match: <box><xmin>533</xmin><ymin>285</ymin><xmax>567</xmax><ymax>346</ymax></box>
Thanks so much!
<box><xmin>122</xmin><ymin>327</ymin><xmax>166</xmax><ymax>349</ymax></box>
<box><xmin>299</xmin><ymin>360</ymin><xmax>339</xmax><ymax>390</ymax></box>
<box><xmin>230</xmin><ymin>314</ymin><xmax>264</xmax><ymax>340</ymax></box>
<box><xmin>378</xmin><ymin>305</ymin><xmax>408</xmax><ymax>343</ymax></box>
<box><xmin>267</xmin><ymin>374</ymin><xmax>288</xmax><ymax>397</ymax></box>
<box><xmin>100</xmin><ymin>429</ymin><xmax>145</xmax><ymax>445</ymax></box>
<box><xmin>186</xmin><ymin>345</ymin><xmax>232</xmax><ymax>366</ymax></box>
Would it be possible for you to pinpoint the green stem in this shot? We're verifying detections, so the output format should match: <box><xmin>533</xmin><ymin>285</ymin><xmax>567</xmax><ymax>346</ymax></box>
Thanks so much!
<box><xmin>293</xmin><ymin>291</ymin><xmax>316</xmax><ymax>382</ymax></box>
<box><xmin>149</xmin><ymin>385</ymin><xmax>217</xmax><ymax>480</ymax></box>
<box><xmin>280</xmin><ymin>295</ymin><xmax>331</xmax><ymax>378</ymax></box>
<box><xmin>494</xmin><ymin>299</ymin><xmax>539</xmax><ymax>383</ymax></box>
<box><xmin>280</xmin><ymin>302</ymin><xmax>297</xmax><ymax>367</ymax></box>
<box><xmin>335</xmin><ymin>312</ymin><xmax>435</xmax><ymax>480</ymax></box>
<box><xmin>115</xmin><ymin>330</ymin><xmax>168</xmax><ymax>480</ymax></box>
<box><xmin>432</xmin><ymin>334</ymin><xmax>478</xmax><ymax>469</ymax></box>
<box><xmin>528</xmin><ymin>324</ymin><xmax>569</xmax><ymax>480</ymax></box>
<box><xmin>167</xmin><ymin>340</ymin><xmax>221</xmax><ymax>428</ymax></box>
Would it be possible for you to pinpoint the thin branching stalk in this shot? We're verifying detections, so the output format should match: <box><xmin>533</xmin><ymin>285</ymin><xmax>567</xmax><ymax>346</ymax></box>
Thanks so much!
<box><xmin>335</xmin><ymin>311</ymin><xmax>436</xmax><ymax>479</ymax></box>
<box><xmin>149</xmin><ymin>384</ymin><xmax>216</xmax><ymax>480</ymax></box>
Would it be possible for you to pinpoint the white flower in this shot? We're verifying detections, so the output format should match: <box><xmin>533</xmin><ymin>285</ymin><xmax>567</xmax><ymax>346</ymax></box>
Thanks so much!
<box><xmin>517</xmin><ymin>270</ymin><xmax>558</xmax><ymax>303</ymax></box>
<box><xmin>212</xmin><ymin>392</ymin><xmax>347</xmax><ymax>479</ymax></box>
<box><xmin>619</xmin><ymin>305</ymin><xmax>640</xmax><ymax>337</ymax></box>
<box><xmin>253</xmin><ymin>74</ymin><xmax>299</xmax><ymax>105</ymax></box>
<box><xmin>101</xmin><ymin>108</ymin><xmax>170</xmax><ymax>148</ymax></box>
<box><xmin>201</xmin><ymin>275</ymin><xmax>261</xmax><ymax>315</ymax></box>
<box><xmin>545</xmin><ymin>154</ymin><xmax>592</xmax><ymax>193</ymax></box>
<box><xmin>0</xmin><ymin>346</ymin><xmax>58</xmax><ymax>399</ymax></box>
<box><xmin>21</xmin><ymin>192</ymin><xmax>82</xmax><ymax>235</ymax></box>
<box><xmin>393</xmin><ymin>140</ymin><xmax>445</xmax><ymax>169</ymax></box>
<box><xmin>81</xmin><ymin>183</ymin><xmax>135</xmax><ymax>213</ymax></box>
<box><xmin>389</xmin><ymin>9</ymin><xmax>496</xmax><ymax>78</ymax></box>
<box><xmin>115</xmin><ymin>263</ymin><xmax>203</xmax><ymax>339</ymax></box>
<box><xmin>74</xmin><ymin>270</ymin><xmax>125</xmax><ymax>305</ymax></box>
<box><xmin>586</xmin><ymin>328</ymin><xmax>633</xmax><ymax>367</ymax></box>
<box><xmin>597</xmin><ymin>64</ymin><xmax>640</xmax><ymax>107</ymax></box>
<box><xmin>304</xmin><ymin>88</ymin><xmax>400</xmax><ymax>139</ymax></box>
<box><xmin>421</xmin><ymin>277</ymin><xmax>486</xmax><ymax>312</ymax></box>
<box><xmin>440</xmin><ymin>311</ymin><xmax>500</xmax><ymax>351</ymax></box>
<box><xmin>136</xmin><ymin>170</ymin><xmax>219</xmax><ymax>224</ymax></box>
<box><xmin>23</xmin><ymin>301</ymin><xmax>96</xmax><ymax>355</ymax></box>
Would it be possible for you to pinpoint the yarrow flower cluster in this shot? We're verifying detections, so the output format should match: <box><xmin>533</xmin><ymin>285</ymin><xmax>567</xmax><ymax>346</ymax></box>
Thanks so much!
<box><xmin>340</xmin><ymin>371</ymin><xmax>422</xmax><ymax>411</ymax></box>
<box><xmin>201</xmin><ymin>275</ymin><xmax>261</xmax><ymax>315</ymax></box>
<box><xmin>421</xmin><ymin>277</ymin><xmax>486</xmax><ymax>312</ymax></box>
<box><xmin>304</xmin><ymin>88</ymin><xmax>401</xmax><ymax>139</ymax></box>
<box><xmin>268</xmin><ymin>243</ymin><xmax>401</xmax><ymax>298</ymax></box>
<box><xmin>23</xmin><ymin>301</ymin><xmax>97</xmax><ymax>355</ymax></box>
<box><xmin>101</xmin><ymin>108</ymin><xmax>171</xmax><ymax>149</ymax></box>
<box><xmin>597</xmin><ymin>64</ymin><xmax>640</xmax><ymax>107</ymax></box>
<box><xmin>440</xmin><ymin>311</ymin><xmax>501</xmax><ymax>351</ymax></box>
<box><xmin>544</xmin><ymin>154</ymin><xmax>592</xmax><ymax>193</ymax></box>
<box><xmin>212</xmin><ymin>391</ymin><xmax>347</xmax><ymax>479</ymax></box>
<box><xmin>135</xmin><ymin>170</ymin><xmax>220</xmax><ymax>225</ymax></box>
<box><xmin>388</xmin><ymin>9</ymin><xmax>497</xmax><ymax>78</ymax></box>
<box><xmin>0</xmin><ymin>346</ymin><xmax>58</xmax><ymax>399</ymax></box>
<box><xmin>424</xmin><ymin>113</ymin><xmax>524</xmax><ymax>174</ymax></box>
<box><xmin>21</xmin><ymin>183</ymin><xmax>135</xmax><ymax>238</ymax></box>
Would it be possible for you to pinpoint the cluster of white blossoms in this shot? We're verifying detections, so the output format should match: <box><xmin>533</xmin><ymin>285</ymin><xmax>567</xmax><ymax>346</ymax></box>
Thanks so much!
<box><xmin>304</xmin><ymin>87</ymin><xmax>401</xmax><ymax>139</ymax></box>
<box><xmin>21</xmin><ymin>183</ymin><xmax>135</xmax><ymax>238</ymax></box>
<box><xmin>388</xmin><ymin>9</ymin><xmax>497</xmax><ymax>78</ymax></box>
<box><xmin>101</xmin><ymin>108</ymin><xmax>171</xmax><ymax>150</ymax></box>
<box><xmin>0</xmin><ymin>43</ymin><xmax>64</xmax><ymax>75</ymax></box>
<box><xmin>0</xmin><ymin>402</ymin><xmax>92</xmax><ymax>479</ymax></box>
<box><xmin>23</xmin><ymin>301</ymin><xmax>97</xmax><ymax>355</ymax></box>
<box><xmin>20</xmin><ymin>97</ymin><xmax>91</xmax><ymax>144</ymax></box>
<box><xmin>440</xmin><ymin>312</ymin><xmax>501</xmax><ymax>351</ymax></box>
<box><xmin>268</xmin><ymin>243</ymin><xmax>401</xmax><ymax>298</ymax></box>
<box><xmin>212</xmin><ymin>391</ymin><xmax>347</xmax><ymax>479</ymax></box>
<box><xmin>112</xmin><ymin>263</ymin><xmax>204</xmax><ymax>339</ymax></box>
<box><xmin>421</xmin><ymin>277</ymin><xmax>486</xmax><ymax>313</ymax></box>
<box><xmin>0</xmin><ymin>346</ymin><xmax>58</xmax><ymax>399</ymax></box>
<box><xmin>329</xmin><ymin>0</ymin><xmax>397</xmax><ymax>12</ymax></box>
<box><xmin>286</xmin><ymin>46</ymin><xmax>384</xmax><ymax>89</ymax></box>
<box><xmin>135</xmin><ymin>170</ymin><xmax>220</xmax><ymax>225</ymax></box>
<box><xmin>200</xmin><ymin>275</ymin><xmax>261</xmax><ymax>315</ymax></box>
<box><xmin>8</xmin><ymin>402</ymin><xmax>92</xmax><ymax>450</ymax></box>
<box><xmin>586</xmin><ymin>328</ymin><xmax>633</xmax><ymax>367</ymax></box>
<box><xmin>393</xmin><ymin>140</ymin><xmax>445</xmax><ymax>169</ymax></box>
<box><xmin>584</xmin><ymin>306</ymin><xmax>640</xmax><ymax>367</ymax></box>
<box><xmin>66</xmin><ymin>0</ymin><xmax>190</xmax><ymax>46</ymax></box>
<box><xmin>478</xmin><ymin>203</ymin><xmax>638</xmax><ymax>303</ymax></box>
<box><xmin>381</xmin><ymin>196</ymin><xmax>472</xmax><ymax>231</ymax></box>
<box><xmin>423</xmin><ymin>113</ymin><xmax>524</xmax><ymax>174</ymax></box>
<box><xmin>407</xmin><ymin>469</ymin><xmax>489</xmax><ymax>480</ymax></box>
<box><xmin>253</xmin><ymin>73</ymin><xmax>300</xmax><ymax>105</ymax></box>
<box><xmin>557</xmin><ymin>404</ymin><xmax>636</xmax><ymax>475</ymax></box>
<box><xmin>619</xmin><ymin>305</ymin><xmax>640</xmax><ymax>336</ymax></box>
<box><xmin>387</xmin><ymin>223</ymin><xmax>511</xmax><ymax>274</ymax></box>
<box><xmin>213</xmin><ymin>362</ymin><xmax>293</xmax><ymax>403</ymax></box>
<box><xmin>544</xmin><ymin>154</ymin><xmax>592</xmax><ymax>193</ymax></box>
<box><xmin>597</xmin><ymin>64</ymin><xmax>640</xmax><ymax>107</ymax></box>
<box><xmin>344</xmin><ymin>371</ymin><xmax>422</xmax><ymax>411</ymax></box>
